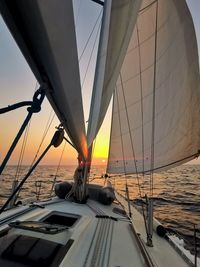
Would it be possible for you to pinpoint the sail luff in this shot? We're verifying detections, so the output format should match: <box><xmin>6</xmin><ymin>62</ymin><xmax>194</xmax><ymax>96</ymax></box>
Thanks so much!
<box><xmin>106</xmin><ymin>93</ymin><xmax>115</xmax><ymax>174</ymax></box>
<box><xmin>87</xmin><ymin>0</ymin><xmax>142</xmax><ymax>146</ymax></box>
<box><xmin>87</xmin><ymin>0</ymin><xmax>112</xmax><ymax>147</ymax></box>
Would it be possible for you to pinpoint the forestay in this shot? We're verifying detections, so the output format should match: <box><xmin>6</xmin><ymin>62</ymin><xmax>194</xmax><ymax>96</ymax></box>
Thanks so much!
<box><xmin>0</xmin><ymin>0</ymin><xmax>88</xmax><ymax>159</ymax></box>
<box><xmin>107</xmin><ymin>0</ymin><xmax>200</xmax><ymax>174</ymax></box>
<box><xmin>87</xmin><ymin>0</ymin><xmax>142</xmax><ymax>147</ymax></box>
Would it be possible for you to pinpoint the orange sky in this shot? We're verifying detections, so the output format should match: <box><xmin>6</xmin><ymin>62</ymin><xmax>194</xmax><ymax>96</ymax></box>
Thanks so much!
<box><xmin>0</xmin><ymin>2</ymin><xmax>111</xmax><ymax>167</ymax></box>
<box><xmin>1</xmin><ymin>1</ymin><xmax>200</xmax><ymax>167</ymax></box>
<box><xmin>0</xmin><ymin>95</ymin><xmax>112</xmax><ymax>166</ymax></box>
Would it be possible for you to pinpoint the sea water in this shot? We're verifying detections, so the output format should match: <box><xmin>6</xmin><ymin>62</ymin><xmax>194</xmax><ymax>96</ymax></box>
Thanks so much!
<box><xmin>0</xmin><ymin>164</ymin><xmax>199</xmax><ymax>258</ymax></box>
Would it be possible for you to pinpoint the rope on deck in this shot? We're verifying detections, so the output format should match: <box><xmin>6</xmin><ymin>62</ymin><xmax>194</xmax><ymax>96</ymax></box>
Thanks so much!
<box><xmin>83</xmin><ymin>216</ymin><xmax>114</xmax><ymax>267</ymax></box>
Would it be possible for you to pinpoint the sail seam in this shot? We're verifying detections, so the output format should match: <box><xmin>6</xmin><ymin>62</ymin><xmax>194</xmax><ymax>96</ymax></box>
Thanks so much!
<box><xmin>136</xmin><ymin>23</ymin><xmax>145</xmax><ymax>177</ymax></box>
<box><xmin>139</xmin><ymin>0</ymin><xmax>157</xmax><ymax>14</ymax></box>
<box><xmin>136</xmin><ymin>23</ymin><xmax>148</xmax><ymax>234</ymax></box>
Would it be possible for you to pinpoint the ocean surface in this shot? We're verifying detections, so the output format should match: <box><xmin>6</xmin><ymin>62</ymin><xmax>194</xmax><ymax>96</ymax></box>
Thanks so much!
<box><xmin>0</xmin><ymin>164</ymin><xmax>199</xmax><ymax>259</ymax></box>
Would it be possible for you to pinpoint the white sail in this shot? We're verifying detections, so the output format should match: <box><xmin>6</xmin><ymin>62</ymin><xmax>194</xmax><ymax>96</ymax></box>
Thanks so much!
<box><xmin>107</xmin><ymin>0</ymin><xmax>200</xmax><ymax>174</ymax></box>
<box><xmin>87</xmin><ymin>0</ymin><xmax>142</xmax><ymax>147</ymax></box>
<box><xmin>0</xmin><ymin>0</ymin><xmax>88</xmax><ymax>159</ymax></box>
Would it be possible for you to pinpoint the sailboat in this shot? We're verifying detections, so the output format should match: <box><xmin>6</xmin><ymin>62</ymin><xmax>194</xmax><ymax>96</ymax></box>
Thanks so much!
<box><xmin>0</xmin><ymin>0</ymin><xmax>199</xmax><ymax>266</ymax></box>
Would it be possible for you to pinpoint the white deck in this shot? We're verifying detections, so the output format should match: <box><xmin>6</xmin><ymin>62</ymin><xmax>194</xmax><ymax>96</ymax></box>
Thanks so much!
<box><xmin>116</xmin><ymin>192</ymin><xmax>191</xmax><ymax>267</ymax></box>
<box><xmin>0</xmin><ymin>194</ymin><xmax>193</xmax><ymax>267</ymax></box>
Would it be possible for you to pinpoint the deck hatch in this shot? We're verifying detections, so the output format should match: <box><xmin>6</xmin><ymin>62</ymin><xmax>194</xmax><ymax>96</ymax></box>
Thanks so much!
<box><xmin>42</xmin><ymin>211</ymin><xmax>80</xmax><ymax>227</ymax></box>
<box><xmin>0</xmin><ymin>233</ymin><xmax>74</xmax><ymax>266</ymax></box>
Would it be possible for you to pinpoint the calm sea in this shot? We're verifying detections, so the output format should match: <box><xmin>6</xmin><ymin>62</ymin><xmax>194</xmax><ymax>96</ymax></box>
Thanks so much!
<box><xmin>0</xmin><ymin>164</ymin><xmax>199</xmax><ymax>257</ymax></box>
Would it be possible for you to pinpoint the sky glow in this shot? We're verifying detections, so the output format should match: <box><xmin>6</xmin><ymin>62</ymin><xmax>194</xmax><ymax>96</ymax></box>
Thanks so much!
<box><xmin>0</xmin><ymin>0</ymin><xmax>200</xmax><ymax>166</ymax></box>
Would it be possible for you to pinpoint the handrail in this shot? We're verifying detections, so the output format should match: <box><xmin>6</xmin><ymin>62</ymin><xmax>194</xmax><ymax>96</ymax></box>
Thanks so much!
<box><xmin>0</xmin><ymin>101</ymin><xmax>32</xmax><ymax>114</ymax></box>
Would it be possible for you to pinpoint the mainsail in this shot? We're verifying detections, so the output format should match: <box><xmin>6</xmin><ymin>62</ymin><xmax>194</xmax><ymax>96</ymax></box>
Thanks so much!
<box><xmin>0</xmin><ymin>0</ymin><xmax>88</xmax><ymax>159</ymax></box>
<box><xmin>87</xmin><ymin>0</ymin><xmax>142</xmax><ymax>147</ymax></box>
<box><xmin>107</xmin><ymin>0</ymin><xmax>200</xmax><ymax>174</ymax></box>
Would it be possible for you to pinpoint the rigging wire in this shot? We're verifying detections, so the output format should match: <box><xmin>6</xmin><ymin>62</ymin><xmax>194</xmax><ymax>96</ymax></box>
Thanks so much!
<box><xmin>26</xmin><ymin>108</ymin><xmax>55</xmax><ymax>198</ymax></box>
<box><xmin>49</xmin><ymin>141</ymin><xmax>66</xmax><ymax>197</ymax></box>
<box><xmin>75</xmin><ymin>0</ymin><xmax>82</xmax><ymax>25</ymax></box>
<box><xmin>115</xmin><ymin>87</ymin><xmax>129</xmax><ymax>202</ymax></box>
<box><xmin>87</xmin><ymin>137</ymin><xmax>97</xmax><ymax>183</ymax></box>
<box><xmin>55</xmin><ymin>141</ymin><xmax>66</xmax><ymax>178</ymax></box>
<box><xmin>30</xmin><ymin>110</ymin><xmax>55</xmax><ymax>167</ymax></box>
<box><xmin>150</xmin><ymin>0</ymin><xmax>158</xmax><ymax>198</ymax></box>
<box><xmin>119</xmin><ymin>73</ymin><xmax>143</xmax><ymax>199</ymax></box>
<box><xmin>81</xmin><ymin>19</ymin><xmax>102</xmax><ymax>89</ymax></box>
<box><xmin>115</xmin><ymin>88</ymin><xmax>126</xmax><ymax>175</ymax></box>
<box><xmin>79</xmin><ymin>9</ymin><xmax>103</xmax><ymax>63</ymax></box>
<box><xmin>14</xmin><ymin>82</ymin><xmax>43</xmax><ymax>197</ymax></box>
<box><xmin>135</xmin><ymin>22</ymin><xmax>149</xmax><ymax>234</ymax></box>
<box><xmin>13</xmin><ymin>121</ymin><xmax>32</xmax><ymax>203</ymax></box>
<box><xmin>119</xmin><ymin>72</ymin><xmax>148</xmax><ymax>232</ymax></box>
<box><xmin>6</xmin><ymin>82</ymin><xmax>40</xmax><ymax>200</ymax></box>
<box><xmin>14</xmin><ymin>121</ymin><xmax>31</xmax><ymax>182</ymax></box>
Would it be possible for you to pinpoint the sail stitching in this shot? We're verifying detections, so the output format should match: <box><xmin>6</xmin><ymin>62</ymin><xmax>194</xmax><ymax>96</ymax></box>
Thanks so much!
<box><xmin>136</xmin><ymin>23</ymin><xmax>145</xmax><ymax>177</ymax></box>
<box><xmin>139</xmin><ymin>0</ymin><xmax>157</xmax><ymax>14</ymax></box>
<box><xmin>122</xmin><ymin>7</ymin><xmax>187</xmax><ymax>87</ymax></box>
<box><xmin>112</xmin><ymin>85</ymin><xmax>198</xmax><ymax>159</ymax></box>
